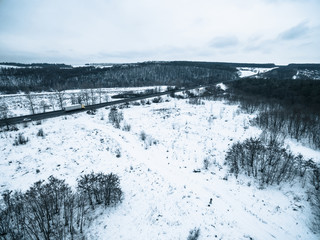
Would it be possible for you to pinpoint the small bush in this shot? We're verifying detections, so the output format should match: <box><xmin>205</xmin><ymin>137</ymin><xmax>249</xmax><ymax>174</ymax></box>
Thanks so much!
<box><xmin>13</xmin><ymin>133</ymin><xmax>28</xmax><ymax>145</ymax></box>
<box><xmin>115</xmin><ymin>149</ymin><xmax>121</xmax><ymax>158</ymax></box>
<box><xmin>152</xmin><ymin>97</ymin><xmax>162</xmax><ymax>103</ymax></box>
<box><xmin>86</xmin><ymin>109</ymin><xmax>97</xmax><ymax>115</ymax></box>
<box><xmin>108</xmin><ymin>107</ymin><xmax>124</xmax><ymax>128</ymax></box>
<box><xmin>140</xmin><ymin>100</ymin><xmax>146</xmax><ymax>105</ymax></box>
<box><xmin>140</xmin><ymin>131</ymin><xmax>146</xmax><ymax>141</ymax></box>
<box><xmin>37</xmin><ymin>128</ymin><xmax>44</xmax><ymax>137</ymax></box>
<box><xmin>11</xmin><ymin>125</ymin><xmax>19</xmax><ymax>131</ymax></box>
<box><xmin>185</xmin><ymin>90</ymin><xmax>195</xmax><ymax>98</ymax></box>
<box><xmin>77</xmin><ymin>172</ymin><xmax>123</xmax><ymax>207</ymax></box>
<box><xmin>119</xmin><ymin>103</ymin><xmax>130</xmax><ymax>109</ymax></box>
<box><xmin>188</xmin><ymin>98</ymin><xmax>203</xmax><ymax>105</ymax></box>
<box><xmin>122</xmin><ymin>123</ymin><xmax>131</xmax><ymax>131</ymax></box>
<box><xmin>144</xmin><ymin>136</ymin><xmax>158</xmax><ymax>149</ymax></box>
<box><xmin>0</xmin><ymin>125</ymin><xmax>18</xmax><ymax>132</ymax></box>
<box><xmin>187</xmin><ymin>228</ymin><xmax>200</xmax><ymax>240</ymax></box>
<box><xmin>203</xmin><ymin>158</ymin><xmax>210</xmax><ymax>170</ymax></box>
<box><xmin>132</xmin><ymin>101</ymin><xmax>141</xmax><ymax>106</ymax></box>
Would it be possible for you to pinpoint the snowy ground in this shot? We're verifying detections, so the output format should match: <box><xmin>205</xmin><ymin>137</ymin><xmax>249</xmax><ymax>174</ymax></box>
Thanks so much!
<box><xmin>237</xmin><ymin>67</ymin><xmax>277</xmax><ymax>78</ymax></box>
<box><xmin>1</xmin><ymin>95</ymin><xmax>319</xmax><ymax>239</ymax></box>
<box><xmin>292</xmin><ymin>70</ymin><xmax>320</xmax><ymax>80</ymax></box>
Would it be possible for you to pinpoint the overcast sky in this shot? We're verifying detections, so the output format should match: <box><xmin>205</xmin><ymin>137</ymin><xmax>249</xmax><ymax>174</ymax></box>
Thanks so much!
<box><xmin>0</xmin><ymin>0</ymin><xmax>319</xmax><ymax>64</ymax></box>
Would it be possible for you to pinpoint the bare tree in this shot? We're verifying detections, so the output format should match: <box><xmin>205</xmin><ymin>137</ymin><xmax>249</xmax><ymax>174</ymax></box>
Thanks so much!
<box><xmin>56</xmin><ymin>90</ymin><xmax>65</xmax><ymax>110</ymax></box>
<box><xmin>0</xmin><ymin>102</ymin><xmax>10</xmax><ymax>130</ymax></box>
<box><xmin>81</xmin><ymin>89</ymin><xmax>90</xmax><ymax>106</ymax></box>
<box><xmin>98</xmin><ymin>88</ymin><xmax>103</xmax><ymax>104</ymax></box>
<box><xmin>90</xmin><ymin>89</ymin><xmax>97</xmax><ymax>105</ymax></box>
<box><xmin>0</xmin><ymin>102</ymin><xmax>9</xmax><ymax>119</ymax></box>
<box><xmin>105</xmin><ymin>94</ymin><xmax>110</xmax><ymax>102</ymax></box>
<box><xmin>0</xmin><ymin>172</ymin><xmax>123</xmax><ymax>239</ymax></box>
<box><xmin>76</xmin><ymin>92</ymin><xmax>83</xmax><ymax>104</ymax></box>
<box><xmin>26</xmin><ymin>93</ymin><xmax>35</xmax><ymax>114</ymax></box>
<box><xmin>108</xmin><ymin>107</ymin><xmax>124</xmax><ymax>128</ymax></box>
<box><xmin>39</xmin><ymin>100</ymin><xmax>49</xmax><ymax>113</ymax></box>
<box><xmin>49</xmin><ymin>94</ymin><xmax>56</xmax><ymax>111</ymax></box>
<box><xmin>70</xmin><ymin>93</ymin><xmax>77</xmax><ymax>104</ymax></box>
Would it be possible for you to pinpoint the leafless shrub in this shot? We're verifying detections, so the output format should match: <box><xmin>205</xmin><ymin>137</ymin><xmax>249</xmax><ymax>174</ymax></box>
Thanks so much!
<box><xmin>122</xmin><ymin>123</ymin><xmax>131</xmax><ymax>131</ymax></box>
<box><xmin>37</xmin><ymin>128</ymin><xmax>44</xmax><ymax>137</ymax></box>
<box><xmin>0</xmin><ymin>125</ymin><xmax>18</xmax><ymax>132</ymax></box>
<box><xmin>108</xmin><ymin>107</ymin><xmax>124</xmax><ymax>128</ymax></box>
<box><xmin>132</xmin><ymin>101</ymin><xmax>141</xmax><ymax>106</ymax></box>
<box><xmin>203</xmin><ymin>158</ymin><xmax>210</xmax><ymax>170</ymax></box>
<box><xmin>115</xmin><ymin>148</ymin><xmax>121</xmax><ymax>158</ymax></box>
<box><xmin>140</xmin><ymin>100</ymin><xmax>146</xmax><ymax>105</ymax></box>
<box><xmin>13</xmin><ymin>133</ymin><xmax>28</xmax><ymax>145</ymax></box>
<box><xmin>86</xmin><ymin>109</ymin><xmax>97</xmax><ymax>115</ymax></box>
<box><xmin>140</xmin><ymin>131</ymin><xmax>146</xmax><ymax>141</ymax></box>
<box><xmin>187</xmin><ymin>227</ymin><xmax>200</xmax><ymax>240</ymax></box>
<box><xmin>188</xmin><ymin>98</ymin><xmax>204</xmax><ymax>105</ymax></box>
<box><xmin>225</xmin><ymin>137</ymin><xmax>299</xmax><ymax>186</ymax></box>
<box><xmin>77</xmin><ymin>172</ymin><xmax>123</xmax><ymax>208</ymax></box>
<box><xmin>152</xmin><ymin>97</ymin><xmax>162</xmax><ymax>103</ymax></box>
<box><xmin>0</xmin><ymin>172</ymin><xmax>122</xmax><ymax>239</ymax></box>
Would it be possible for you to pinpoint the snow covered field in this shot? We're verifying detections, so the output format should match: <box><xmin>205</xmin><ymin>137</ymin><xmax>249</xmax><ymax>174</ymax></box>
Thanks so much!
<box><xmin>0</xmin><ymin>86</ymin><xmax>165</xmax><ymax>117</ymax></box>
<box><xmin>237</xmin><ymin>67</ymin><xmax>277</xmax><ymax>78</ymax></box>
<box><xmin>292</xmin><ymin>69</ymin><xmax>320</xmax><ymax>80</ymax></box>
<box><xmin>1</xmin><ymin>93</ymin><xmax>319</xmax><ymax>239</ymax></box>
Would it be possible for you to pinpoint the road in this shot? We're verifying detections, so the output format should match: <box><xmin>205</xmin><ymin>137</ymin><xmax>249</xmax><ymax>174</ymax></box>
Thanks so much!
<box><xmin>0</xmin><ymin>85</ymin><xmax>210</xmax><ymax>126</ymax></box>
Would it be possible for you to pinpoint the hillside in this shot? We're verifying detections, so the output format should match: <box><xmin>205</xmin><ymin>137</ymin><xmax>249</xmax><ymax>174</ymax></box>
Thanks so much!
<box><xmin>0</xmin><ymin>61</ymin><xmax>282</xmax><ymax>94</ymax></box>
<box><xmin>0</xmin><ymin>61</ymin><xmax>239</xmax><ymax>93</ymax></box>
<box><xmin>250</xmin><ymin>64</ymin><xmax>320</xmax><ymax>80</ymax></box>
<box><xmin>0</xmin><ymin>89</ymin><xmax>319</xmax><ymax>239</ymax></box>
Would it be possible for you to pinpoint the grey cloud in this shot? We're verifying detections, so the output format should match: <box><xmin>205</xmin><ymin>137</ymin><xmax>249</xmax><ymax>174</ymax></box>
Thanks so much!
<box><xmin>96</xmin><ymin>46</ymin><xmax>198</xmax><ymax>62</ymax></box>
<box><xmin>0</xmin><ymin>0</ymin><xmax>319</xmax><ymax>64</ymax></box>
<box><xmin>279</xmin><ymin>22</ymin><xmax>309</xmax><ymax>40</ymax></box>
<box><xmin>209</xmin><ymin>36</ymin><xmax>239</xmax><ymax>49</ymax></box>
<box><xmin>262</xmin><ymin>0</ymin><xmax>315</xmax><ymax>3</ymax></box>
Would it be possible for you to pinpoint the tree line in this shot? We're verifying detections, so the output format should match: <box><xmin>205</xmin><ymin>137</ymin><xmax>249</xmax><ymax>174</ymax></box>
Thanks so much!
<box><xmin>0</xmin><ymin>62</ymin><xmax>239</xmax><ymax>93</ymax></box>
<box><xmin>226</xmin><ymin>78</ymin><xmax>320</xmax><ymax>149</ymax></box>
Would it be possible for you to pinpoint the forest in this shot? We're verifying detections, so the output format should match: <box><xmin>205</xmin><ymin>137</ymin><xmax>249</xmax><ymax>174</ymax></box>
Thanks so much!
<box><xmin>0</xmin><ymin>61</ymin><xmax>240</xmax><ymax>93</ymax></box>
<box><xmin>224</xmin><ymin>78</ymin><xmax>320</xmax><ymax>149</ymax></box>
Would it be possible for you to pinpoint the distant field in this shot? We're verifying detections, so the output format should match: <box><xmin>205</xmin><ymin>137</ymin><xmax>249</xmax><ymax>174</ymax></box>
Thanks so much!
<box><xmin>0</xmin><ymin>86</ymin><xmax>166</xmax><ymax>117</ymax></box>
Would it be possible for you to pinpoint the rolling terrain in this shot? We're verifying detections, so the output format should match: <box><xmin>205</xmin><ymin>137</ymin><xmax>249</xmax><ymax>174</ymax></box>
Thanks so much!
<box><xmin>0</xmin><ymin>88</ymin><xmax>319</xmax><ymax>239</ymax></box>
